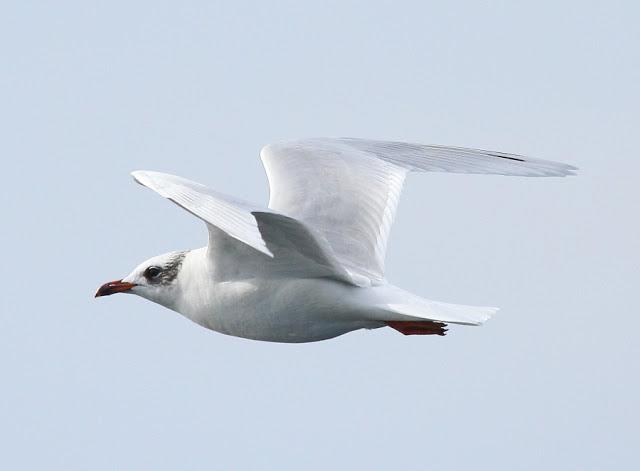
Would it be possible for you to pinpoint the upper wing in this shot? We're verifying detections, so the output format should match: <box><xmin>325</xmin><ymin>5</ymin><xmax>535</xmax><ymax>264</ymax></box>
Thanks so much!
<box><xmin>131</xmin><ymin>171</ymin><xmax>356</xmax><ymax>284</ymax></box>
<box><xmin>261</xmin><ymin>138</ymin><xmax>577</xmax><ymax>284</ymax></box>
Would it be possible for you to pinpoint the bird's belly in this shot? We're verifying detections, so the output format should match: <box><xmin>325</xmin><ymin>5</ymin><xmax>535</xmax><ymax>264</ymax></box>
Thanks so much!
<box><xmin>181</xmin><ymin>278</ymin><xmax>381</xmax><ymax>343</ymax></box>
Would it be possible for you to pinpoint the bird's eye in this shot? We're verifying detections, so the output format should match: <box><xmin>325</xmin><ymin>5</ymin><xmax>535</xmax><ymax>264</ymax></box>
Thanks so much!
<box><xmin>144</xmin><ymin>266</ymin><xmax>162</xmax><ymax>280</ymax></box>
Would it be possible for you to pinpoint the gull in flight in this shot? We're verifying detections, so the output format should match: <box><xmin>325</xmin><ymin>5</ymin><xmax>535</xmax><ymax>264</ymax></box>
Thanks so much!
<box><xmin>95</xmin><ymin>138</ymin><xmax>576</xmax><ymax>343</ymax></box>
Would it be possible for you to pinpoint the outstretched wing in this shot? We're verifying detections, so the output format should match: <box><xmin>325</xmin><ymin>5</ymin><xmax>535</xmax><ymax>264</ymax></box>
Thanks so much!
<box><xmin>261</xmin><ymin>138</ymin><xmax>577</xmax><ymax>284</ymax></box>
<box><xmin>131</xmin><ymin>171</ymin><xmax>355</xmax><ymax>284</ymax></box>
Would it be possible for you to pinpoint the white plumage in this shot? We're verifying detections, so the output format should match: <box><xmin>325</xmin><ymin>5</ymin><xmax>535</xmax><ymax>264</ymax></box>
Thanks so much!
<box><xmin>96</xmin><ymin>138</ymin><xmax>576</xmax><ymax>343</ymax></box>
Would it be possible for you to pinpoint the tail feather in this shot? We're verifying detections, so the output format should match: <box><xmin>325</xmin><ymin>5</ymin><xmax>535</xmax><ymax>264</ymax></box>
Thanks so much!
<box><xmin>370</xmin><ymin>285</ymin><xmax>499</xmax><ymax>326</ymax></box>
<box><xmin>384</xmin><ymin>301</ymin><xmax>498</xmax><ymax>326</ymax></box>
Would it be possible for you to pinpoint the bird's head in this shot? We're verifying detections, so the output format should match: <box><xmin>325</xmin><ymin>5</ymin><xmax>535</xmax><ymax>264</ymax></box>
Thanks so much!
<box><xmin>95</xmin><ymin>251</ymin><xmax>188</xmax><ymax>309</ymax></box>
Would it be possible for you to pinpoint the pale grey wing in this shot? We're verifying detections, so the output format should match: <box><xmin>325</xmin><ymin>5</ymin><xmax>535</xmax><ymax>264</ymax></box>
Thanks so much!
<box><xmin>131</xmin><ymin>171</ymin><xmax>355</xmax><ymax>284</ymax></box>
<box><xmin>261</xmin><ymin>138</ymin><xmax>577</xmax><ymax>284</ymax></box>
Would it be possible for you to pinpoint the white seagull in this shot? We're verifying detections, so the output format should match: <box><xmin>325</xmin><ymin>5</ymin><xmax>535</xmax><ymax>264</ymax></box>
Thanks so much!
<box><xmin>95</xmin><ymin>138</ymin><xmax>576</xmax><ymax>343</ymax></box>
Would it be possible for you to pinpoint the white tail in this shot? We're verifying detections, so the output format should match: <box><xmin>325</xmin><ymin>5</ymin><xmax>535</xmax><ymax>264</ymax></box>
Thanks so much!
<box><xmin>367</xmin><ymin>285</ymin><xmax>498</xmax><ymax>326</ymax></box>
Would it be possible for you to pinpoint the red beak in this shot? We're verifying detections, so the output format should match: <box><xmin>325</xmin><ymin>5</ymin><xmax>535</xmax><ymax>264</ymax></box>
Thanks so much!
<box><xmin>95</xmin><ymin>280</ymin><xmax>136</xmax><ymax>298</ymax></box>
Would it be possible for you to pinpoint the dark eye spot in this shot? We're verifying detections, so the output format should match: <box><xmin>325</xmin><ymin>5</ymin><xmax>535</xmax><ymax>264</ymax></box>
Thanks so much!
<box><xmin>144</xmin><ymin>266</ymin><xmax>162</xmax><ymax>280</ymax></box>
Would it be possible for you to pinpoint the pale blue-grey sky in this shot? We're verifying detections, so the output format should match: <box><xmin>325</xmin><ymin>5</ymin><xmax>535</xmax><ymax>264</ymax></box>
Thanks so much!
<box><xmin>1</xmin><ymin>1</ymin><xmax>638</xmax><ymax>469</ymax></box>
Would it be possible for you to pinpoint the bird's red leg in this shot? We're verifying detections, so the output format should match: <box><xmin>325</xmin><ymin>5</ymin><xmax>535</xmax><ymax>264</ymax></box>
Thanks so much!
<box><xmin>386</xmin><ymin>321</ymin><xmax>448</xmax><ymax>336</ymax></box>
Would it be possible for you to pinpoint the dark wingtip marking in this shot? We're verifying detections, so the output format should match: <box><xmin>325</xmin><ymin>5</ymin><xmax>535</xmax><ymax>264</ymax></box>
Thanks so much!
<box><xmin>491</xmin><ymin>153</ymin><xmax>525</xmax><ymax>162</ymax></box>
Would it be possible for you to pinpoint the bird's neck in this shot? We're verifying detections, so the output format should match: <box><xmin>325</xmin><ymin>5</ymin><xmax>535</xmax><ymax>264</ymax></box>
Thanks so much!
<box><xmin>172</xmin><ymin>247</ymin><xmax>216</xmax><ymax>319</ymax></box>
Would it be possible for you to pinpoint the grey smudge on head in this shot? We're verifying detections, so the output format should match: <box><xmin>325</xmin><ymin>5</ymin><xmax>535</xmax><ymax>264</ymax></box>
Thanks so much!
<box><xmin>159</xmin><ymin>251</ymin><xmax>188</xmax><ymax>285</ymax></box>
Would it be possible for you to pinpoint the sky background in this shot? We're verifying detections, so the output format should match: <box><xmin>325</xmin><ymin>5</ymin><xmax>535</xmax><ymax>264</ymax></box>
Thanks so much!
<box><xmin>1</xmin><ymin>1</ymin><xmax>639</xmax><ymax>469</ymax></box>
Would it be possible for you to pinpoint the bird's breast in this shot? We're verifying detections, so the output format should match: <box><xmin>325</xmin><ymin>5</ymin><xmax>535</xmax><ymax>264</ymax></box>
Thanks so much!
<box><xmin>176</xmin><ymin>277</ymin><xmax>374</xmax><ymax>342</ymax></box>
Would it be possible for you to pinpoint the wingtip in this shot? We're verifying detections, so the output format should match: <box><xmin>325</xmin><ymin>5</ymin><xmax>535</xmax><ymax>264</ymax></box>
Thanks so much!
<box><xmin>131</xmin><ymin>170</ymin><xmax>148</xmax><ymax>185</ymax></box>
<box><xmin>259</xmin><ymin>245</ymin><xmax>275</xmax><ymax>258</ymax></box>
<box><xmin>553</xmin><ymin>163</ymin><xmax>579</xmax><ymax>177</ymax></box>
<box><xmin>131</xmin><ymin>170</ymin><xmax>171</xmax><ymax>188</ymax></box>
<box><xmin>566</xmin><ymin>164</ymin><xmax>579</xmax><ymax>176</ymax></box>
